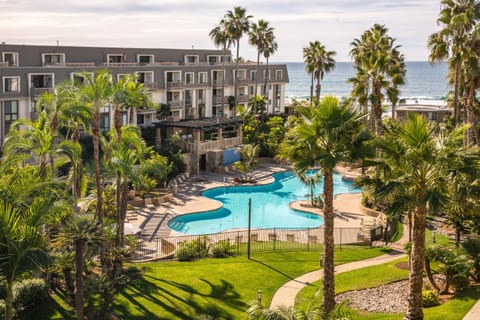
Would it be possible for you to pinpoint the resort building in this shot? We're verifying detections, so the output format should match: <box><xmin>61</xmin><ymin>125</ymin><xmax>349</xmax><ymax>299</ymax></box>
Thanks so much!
<box><xmin>0</xmin><ymin>43</ymin><xmax>289</xmax><ymax>172</ymax></box>
<box><xmin>394</xmin><ymin>103</ymin><xmax>452</xmax><ymax>123</ymax></box>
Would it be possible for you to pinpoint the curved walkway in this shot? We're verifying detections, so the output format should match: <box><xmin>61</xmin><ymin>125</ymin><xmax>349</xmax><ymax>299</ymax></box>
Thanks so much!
<box><xmin>269</xmin><ymin>250</ymin><xmax>406</xmax><ymax>309</ymax></box>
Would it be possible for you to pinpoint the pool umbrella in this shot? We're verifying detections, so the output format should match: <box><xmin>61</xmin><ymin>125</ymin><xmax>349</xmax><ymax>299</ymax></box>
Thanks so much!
<box><xmin>124</xmin><ymin>222</ymin><xmax>141</xmax><ymax>235</ymax></box>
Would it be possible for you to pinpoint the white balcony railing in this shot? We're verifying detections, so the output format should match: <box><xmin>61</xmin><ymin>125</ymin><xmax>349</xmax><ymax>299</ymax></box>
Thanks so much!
<box><xmin>186</xmin><ymin>136</ymin><xmax>242</xmax><ymax>154</ymax></box>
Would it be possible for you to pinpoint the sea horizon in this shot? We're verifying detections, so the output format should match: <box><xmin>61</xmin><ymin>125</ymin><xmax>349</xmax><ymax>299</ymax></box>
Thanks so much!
<box><xmin>282</xmin><ymin>61</ymin><xmax>449</xmax><ymax>102</ymax></box>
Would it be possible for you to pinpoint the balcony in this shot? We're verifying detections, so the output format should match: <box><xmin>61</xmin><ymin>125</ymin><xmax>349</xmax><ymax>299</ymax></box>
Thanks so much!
<box><xmin>212</xmin><ymin>79</ymin><xmax>224</xmax><ymax>87</ymax></box>
<box><xmin>186</xmin><ymin>136</ymin><xmax>242</xmax><ymax>154</ymax></box>
<box><xmin>237</xmin><ymin>95</ymin><xmax>250</xmax><ymax>103</ymax></box>
<box><xmin>142</xmin><ymin>82</ymin><xmax>158</xmax><ymax>90</ymax></box>
<box><xmin>212</xmin><ymin>96</ymin><xmax>227</xmax><ymax>105</ymax></box>
<box><xmin>30</xmin><ymin>87</ymin><xmax>54</xmax><ymax>96</ymax></box>
<box><xmin>236</xmin><ymin>78</ymin><xmax>250</xmax><ymax>85</ymax></box>
<box><xmin>43</xmin><ymin>62</ymin><xmax>96</xmax><ymax>67</ymax></box>
<box><xmin>104</xmin><ymin>62</ymin><xmax>138</xmax><ymax>67</ymax></box>
<box><xmin>168</xmin><ymin>100</ymin><xmax>184</xmax><ymax>109</ymax></box>
<box><xmin>0</xmin><ymin>62</ymin><xmax>9</xmax><ymax>68</ymax></box>
<box><xmin>166</xmin><ymin>81</ymin><xmax>185</xmax><ymax>90</ymax></box>
<box><xmin>185</xmin><ymin>99</ymin><xmax>193</xmax><ymax>107</ymax></box>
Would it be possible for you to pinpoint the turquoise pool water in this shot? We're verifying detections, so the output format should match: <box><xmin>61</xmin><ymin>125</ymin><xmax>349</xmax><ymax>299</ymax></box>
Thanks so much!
<box><xmin>168</xmin><ymin>171</ymin><xmax>360</xmax><ymax>235</ymax></box>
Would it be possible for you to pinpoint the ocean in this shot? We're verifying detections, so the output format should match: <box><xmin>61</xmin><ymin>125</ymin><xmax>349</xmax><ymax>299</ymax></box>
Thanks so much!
<box><xmin>284</xmin><ymin>61</ymin><xmax>449</xmax><ymax>103</ymax></box>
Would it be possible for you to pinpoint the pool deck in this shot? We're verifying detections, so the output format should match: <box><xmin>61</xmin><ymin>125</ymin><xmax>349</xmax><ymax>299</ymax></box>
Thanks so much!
<box><xmin>129</xmin><ymin>163</ymin><xmax>372</xmax><ymax>238</ymax></box>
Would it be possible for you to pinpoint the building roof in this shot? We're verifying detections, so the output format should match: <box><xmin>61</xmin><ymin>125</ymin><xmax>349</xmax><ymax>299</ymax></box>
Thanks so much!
<box><xmin>395</xmin><ymin>104</ymin><xmax>451</xmax><ymax>113</ymax></box>
<box><xmin>154</xmin><ymin>117</ymin><xmax>243</xmax><ymax>130</ymax></box>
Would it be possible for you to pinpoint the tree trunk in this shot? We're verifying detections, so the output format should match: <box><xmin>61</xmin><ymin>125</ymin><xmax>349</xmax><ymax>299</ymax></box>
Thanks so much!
<box><xmin>222</xmin><ymin>46</ymin><xmax>226</xmax><ymax>118</ymax></box>
<box><xmin>424</xmin><ymin>257</ymin><xmax>440</xmax><ymax>293</ymax></box>
<box><xmin>5</xmin><ymin>278</ymin><xmax>14</xmax><ymax>320</ymax></box>
<box><xmin>310</xmin><ymin>73</ymin><xmax>314</xmax><ymax>105</ymax></box>
<box><xmin>322</xmin><ymin>169</ymin><xmax>335</xmax><ymax>313</ymax></box>
<box><xmin>466</xmin><ymin>83</ymin><xmax>475</xmax><ymax>146</ymax></box>
<box><xmin>254</xmin><ymin>51</ymin><xmax>260</xmax><ymax>113</ymax></box>
<box><xmin>264</xmin><ymin>58</ymin><xmax>270</xmax><ymax>114</ymax></box>
<box><xmin>92</xmin><ymin>110</ymin><xmax>106</xmax><ymax>275</ymax></box>
<box><xmin>234</xmin><ymin>41</ymin><xmax>240</xmax><ymax>116</ymax></box>
<box><xmin>74</xmin><ymin>240</ymin><xmax>86</xmax><ymax>320</ymax></box>
<box><xmin>315</xmin><ymin>73</ymin><xmax>321</xmax><ymax>101</ymax></box>
<box><xmin>373</xmin><ymin>84</ymin><xmax>383</xmax><ymax>136</ymax></box>
<box><xmin>453</xmin><ymin>63</ymin><xmax>460</xmax><ymax>126</ymax></box>
<box><xmin>404</xmin><ymin>203</ymin><xmax>427</xmax><ymax>320</ymax></box>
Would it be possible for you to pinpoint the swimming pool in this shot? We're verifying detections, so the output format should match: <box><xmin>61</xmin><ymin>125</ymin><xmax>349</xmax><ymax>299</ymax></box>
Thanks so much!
<box><xmin>168</xmin><ymin>171</ymin><xmax>360</xmax><ymax>235</ymax></box>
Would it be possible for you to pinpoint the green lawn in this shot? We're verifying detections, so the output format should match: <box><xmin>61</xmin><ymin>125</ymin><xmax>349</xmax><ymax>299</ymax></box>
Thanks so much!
<box><xmin>33</xmin><ymin>246</ymin><xmax>388</xmax><ymax>319</ymax></box>
<box><xmin>295</xmin><ymin>256</ymin><xmax>480</xmax><ymax>320</ymax></box>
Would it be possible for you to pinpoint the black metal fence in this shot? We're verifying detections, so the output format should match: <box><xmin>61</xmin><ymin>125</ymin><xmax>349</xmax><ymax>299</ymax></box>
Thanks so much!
<box><xmin>130</xmin><ymin>226</ymin><xmax>376</xmax><ymax>262</ymax></box>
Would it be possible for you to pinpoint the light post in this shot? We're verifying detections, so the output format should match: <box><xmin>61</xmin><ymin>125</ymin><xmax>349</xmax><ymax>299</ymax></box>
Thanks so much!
<box><xmin>247</xmin><ymin>198</ymin><xmax>252</xmax><ymax>259</ymax></box>
<box><xmin>257</xmin><ymin>290</ymin><xmax>262</xmax><ymax>305</ymax></box>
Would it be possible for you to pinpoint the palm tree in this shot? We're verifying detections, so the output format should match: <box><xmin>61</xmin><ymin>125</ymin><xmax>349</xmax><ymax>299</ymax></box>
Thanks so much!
<box><xmin>55</xmin><ymin>212</ymin><xmax>98</xmax><ymax>320</ymax></box>
<box><xmin>358</xmin><ymin>115</ymin><xmax>470</xmax><ymax>320</ymax></box>
<box><xmin>303</xmin><ymin>41</ymin><xmax>336</xmax><ymax>102</ymax></box>
<box><xmin>0</xmin><ymin>200</ymin><xmax>49</xmax><ymax>320</ymax></box>
<box><xmin>79</xmin><ymin>70</ymin><xmax>114</xmax><ymax>275</ymax></box>
<box><xmin>349</xmin><ymin>24</ymin><xmax>406</xmax><ymax>136</ymax></box>
<box><xmin>428</xmin><ymin>0</ymin><xmax>480</xmax><ymax>126</ymax></box>
<box><xmin>278</xmin><ymin>97</ymin><xmax>370</xmax><ymax>313</ymax></box>
<box><xmin>223</xmin><ymin>6</ymin><xmax>252</xmax><ymax>114</ymax></box>
<box><xmin>249</xmin><ymin>19</ymin><xmax>276</xmax><ymax>114</ymax></box>
<box><xmin>210</xmin><ymin>19</ymin><xmax>233</xmax><ymax>117</ymax></box>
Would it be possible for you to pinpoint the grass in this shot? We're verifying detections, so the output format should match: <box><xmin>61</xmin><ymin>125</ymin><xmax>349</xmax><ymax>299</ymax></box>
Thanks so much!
<box><xmin>295</xmin><ymin>256</ymin><xmax>480</xmax><ymax>320</ymax></box>
<box><xmin>34</xmin><ymin>246</ymin><xmax>388</xmax><ymax>319</ymax></box>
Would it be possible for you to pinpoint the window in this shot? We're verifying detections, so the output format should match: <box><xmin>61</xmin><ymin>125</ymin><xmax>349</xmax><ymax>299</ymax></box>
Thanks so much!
<box><xmin>107</xmin><ymin>54</ymin><xmax>125</xmax><ymax>64</ymax></box>
<box><xmin>3</xmin><ymin>77</ymin><xmax>19</xmax><ymax>92</ymax></box>
<box><xmin>71</xmin><ymin>72</ymin><xmax>92</xmax><ymax>85</ymax></box>
<box><xmin>185</xmin><ymin>90</ymin><xmax>193</xmax><ymax>105</ymax></box>
<box><xmin>137</xmin><ymin>54</ymin><xmax>154</xmax><ymax>64</ymax></box>
<box><xmin>4</xmin><ymin>100</ymin><xmax>18</xmax><ymax>132</ymax></box>
<box><xmin>197</xmin><ymin>89</ymin><xmax>205</xmax><ymax>103</ymax></box>
<box><xmin>30</xmin><ymin>74</ymin><xmax>54</xmax><ymax>88</ymax></box>
<box><xmin>2</xmin><ymin>52</ymin><xmax>18</xmax><ymax>67</ymax></box>
<box><xmin>208</xmin><ymin>56</ymin><xmax>221</xmax><ymax>64</ymax></box>
<box><xmin>249</xmin><ymin>86</ymin><xmax>255</xmax><ymax>95</ymax></box>
<box><xmin>250</xmin><ymin>70</ymin><xmax>256</xmax><ymax>81</ymax></box>
<box><xmin>185</xmin><ymin>72</ymin><xmax>194</xmax><ymax>84</ymax></box>
<box><xmin>184</xmin><ymin>55</ymin><xmax>199</xmax><ymax>64</ymax></box>
<box><xmin>263</xmin><ymin>70</ymin><xmax>271</xmax><ymax>80</ymax></box>
<box><xmin>100</xmin><ymin>113</ymin><xmax>110</xmax><ymax>131</ymax></box>
<box><xmin>198</xmin><ymin>72</ymin><xmax>207</xmax><ymax>84</ymax></box>
<box><xmin>275</xmin><ymin>69</ymin><xmax>283</xmax><ymax>80</ymax></box>
<box><xmin>234</xmin><ymin>69</ymin><xmax>246</xmax><ymax>80</ymax></box>
<box><xmin>136</xmin><ymin>71</ymin><xmax>154</xmax><ymax>83</ymax></box>
<box><xmin>42</xmin><ymin>53</ymin><xmax>65</xmax><ymax>65</ymax></box>
<box><xmin>137</xmin><ymin>114</ymin><xmax>145</xmax><ymax>125</ymax></box>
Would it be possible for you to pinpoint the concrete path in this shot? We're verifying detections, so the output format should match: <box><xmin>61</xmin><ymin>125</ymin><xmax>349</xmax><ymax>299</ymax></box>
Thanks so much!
<box><xmin>463</xmin><ymin>299</ymin><xmax>480</xmax><ymax>319</ymax></box>
<box><xmin>269</xmin><ymin>251</ymin><xmax>406</xmax><ymax>309</ymax></box>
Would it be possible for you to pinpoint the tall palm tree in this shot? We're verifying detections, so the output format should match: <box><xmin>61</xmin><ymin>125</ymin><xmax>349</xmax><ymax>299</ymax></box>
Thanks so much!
<box><xmin>210</xmin><ymin>19</ymin><xmax>233</xmax><ymax>117</ymax></box>
<box><xmin>249</xmin><ymin>19</ymin><xmax>277</xmax><ymax>114</ymax></box>
<box><xmin>358</xmin><ymin>115</ymin><xmax>471</xmax><ymax>320</ymax></box>
<box><xmin>279</xmin><ymin>97</ymin><xmax>371</xmax><ymax>313</ymax></box>
<box><xmin>223</xmin><ymin>6</ymin><xmax>252</xmax><ymax>114</ymax></box>
<box><xmin>55</xmin><ymin>212</ymin><xmax>98</xmax><ymax>320</ymax></box>
<box><xmin>303</xmin><ymin>41</ymin><xmax>336</xmax><ymax>102</ymax></box>
<box><xmin>428</xmin><ymin>0</ymin><xmax>480</xmax><ymax>126</ymax></box>
<box><xmin>79</xmin><ymin>70</ymin><xmax>114</xmax><ymax>275</ymax></box>
<box><xmin>262</xmin><ymin>28</ymin><xmax>278</xmax><ymax>115</ymax></box>
<box><xmin>349</xmin><ymin>24</ymin><xmax>406</xmax><ymax>136</ymax></box>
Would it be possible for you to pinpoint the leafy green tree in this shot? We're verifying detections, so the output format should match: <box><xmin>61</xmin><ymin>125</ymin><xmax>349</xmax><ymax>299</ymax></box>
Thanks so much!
<box><xmin>223</xmin><ymin>6</ymin><xmax>252</xmax><ymax>113</ymax></box>
<box><xmin>249</xmin><ymin>19</ymin><xmax>276</xmax><ymax>113</ymax></box>
<box><xmin>210</xmin><ymin>19</ymin><xmax>233</xmax><ymax>115</ymax></box>
<box><xmin>54</xmin><ymin>212</ymin><xmax>98</xmax><ymax>320</ymax></box>
<box><xmin>279</xmin><ymin>97</ymin><xmax>370</xmax><ymax>313</ymax></box>
<box><xmin>234</xmin><ymin>144</ymin><xmax>259</xmax><ymax>182</ymax></box>
<box><xmin>0</xmin><ymin>200</ymin><xmax>49</xmax><ymax>320</ymax></box>
<box><xmin>358</xmin><ymin>115</ymin><xmax>470</xmax><ymax>320</ymax></box>
<box><xmin>428</xmin><ymin>0</ymin><xmax>480</xmax><ymax>126</ymax></box>
<box><xmin>349</xmin><ymin>24</ymin><xmax>406</xmax><ymax>136</ymax></box>
<box><xmin>303</xmin><ymin>41</ymin><xmax>336</xmax><ymax>102</ymax></box>
<box><xmin>462</xmin><ymin>238</ymin><xmax>480</xmax><ymax>281</ymax></box>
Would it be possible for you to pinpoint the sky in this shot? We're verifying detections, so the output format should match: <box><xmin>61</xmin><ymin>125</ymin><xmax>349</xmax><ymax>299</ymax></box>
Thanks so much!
<box><xmin>0</xmin><ymin>0</ymin><xmax>442</xmax><ymax>62</ymax></box>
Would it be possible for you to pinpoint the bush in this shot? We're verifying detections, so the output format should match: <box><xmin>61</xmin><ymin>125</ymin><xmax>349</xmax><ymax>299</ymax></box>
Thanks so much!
<box><xmin>422</xmin><ymin>290</ymin><xmax>439</xmax><ymax>307</ymax></box>
<box><xmin>211</xmin><ymin>240</ymin><xmax>233</xmax><ymax>258</ymax></box>
<box><xmin>175</xmin><ymin>237</ymin><xmax>210</xmax><ymax>261</ymax></box>
<box><xmin>14</xmin><ymin>278</ymin><xmax>48</xmax><ymax>310</ymax></box>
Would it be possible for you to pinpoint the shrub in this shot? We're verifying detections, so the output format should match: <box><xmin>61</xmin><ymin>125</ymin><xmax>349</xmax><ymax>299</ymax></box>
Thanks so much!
<box><xmin>422</xmin><ymin>290</ymin><xmax>439</xmax><ymax>307</ymax></box>
<box><xmin>175</xmin><ymin>237</ymin><xmax>210</xmax><ymax>261</ymax></box>
<box><xmin>14</xmin><ymin>278</ymin><xmax>48</xmax><ymax>310</ymax></box>
<box><xmin>211</xmin><ymin>240</ymin><xmax>233</xmax><ymax>258</ymax></box>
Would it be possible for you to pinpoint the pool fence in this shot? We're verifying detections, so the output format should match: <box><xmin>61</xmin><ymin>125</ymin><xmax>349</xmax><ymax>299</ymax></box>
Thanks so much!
<box><xmin>130</xmin><ymin>225</ymin><xmax>384</xmax><ymax>262</ymax></box>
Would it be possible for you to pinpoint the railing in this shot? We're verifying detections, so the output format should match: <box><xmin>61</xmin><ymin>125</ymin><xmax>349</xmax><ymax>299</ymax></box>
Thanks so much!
<box><xmin>30</xmin><ymin>87</ymin><xmax>54</xmax><ymax>96</ymax></box>
<box><xmin>236</xmin><ymin>78</ymin><xmax>250</xmax><ymax>85</ymax></box>
<box><xmin>166</xmin><ymin>81</ymin><xmax>185</xmax><ymax>90</ymax></box>
<box><xmin>142</xmin><ymin>82</ymin><xmax>158</xmax><ymax>90</ymax></box>
<box><xmin>43</xmin><ymin>62</ymin><xmax>96</xmax><ymax>67</ymax></box>
<box><xmin>104</xmin><ymin>62</ymin><xmax>138</xmax><ymax>67</ymax></box>
<box><xmin>212</xmin><ymin>80</ymin><xmax>224</xmax><ymax>87</ymax></box>
<box><xmin>212</xmin><ymin>96</ymin><xmax>226</xmax><ymax>105</ymax></box>
<box><xmin>130</xmin><ymin>226</ymin><xmax>375</xmax><ymax>262</ymax></box>
<box><xmin>237</xmin><ymin>95</ymin><xmax>249</xmax><ymax>103</ymax></box>
<box><xmin>186</xmin><ymin>136</ymin><xmax>242</xmax><ymax>154</ymax></box>
<box><xmin>0</xmin><ymin>62</ymin><xmax>10</xmax><ymax>67</ymax></box>
<box><xmin>168</xmin><ymin>100</ymin><xmax>184</xmax><ymax>108</ymax></box>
